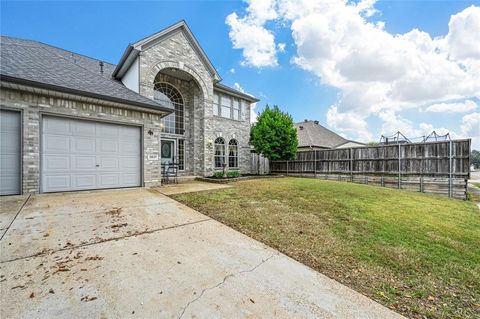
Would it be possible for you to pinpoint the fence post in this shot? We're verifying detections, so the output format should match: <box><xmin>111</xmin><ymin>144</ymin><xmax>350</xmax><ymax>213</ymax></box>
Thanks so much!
<box><xmin>398</xmin><ymin>143</ymin><xmax>401</xmax><ymax>189</ymax></box>
<box><xmin>286</xmin><ymin>161</ymin><xmax>289</xmax><ymax>176</ymax></box>
<box><xmin>350</xmin><ymin>148</ymin><xmax>353</xmax><ymax>183</ymax></box>
<box><xmin>449</xmin><ymin>140</ymin><xmax>453</xmax><ymax>198</ymax></box>
<box><xmin>314</xmin><ymin>150</ymin><xmax>317</xmax><ymax>178</ymax></box>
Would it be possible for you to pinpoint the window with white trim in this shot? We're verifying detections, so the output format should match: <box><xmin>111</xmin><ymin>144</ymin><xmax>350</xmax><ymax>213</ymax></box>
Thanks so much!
<box><xmin>213</xmin><ymin>93</ymin><xmax>219</xmax><ymax>116</ymax></box>
<box><xmin>228</xmin><ymin>139</ymin><xmax>238</xmax><ymax>168</ymax></box>
<box><xmin>213</xmin><ymin>92</ymin><xmax>242</xmax><ymax>121</ymax></box>
<box><xmin>214</xmin><ymin>137</ymin><xmax>225</xmax><ymax>168</ymax></box>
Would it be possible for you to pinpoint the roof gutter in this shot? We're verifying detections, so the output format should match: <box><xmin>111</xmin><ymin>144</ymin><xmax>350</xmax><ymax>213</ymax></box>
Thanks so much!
<box><xmin>112</xmin><ymin>45</ymin><xmax>140</xmax><ymax>79</ymax></box>
<box><xmin>214</xmin><ymin>84</ymin><xmax>259</xmax><ymax>103</ymax></box>
<box><xmin>0</xmin><ymin>75</ymin><xmax>173</xmax><ymax>115</ymax></box>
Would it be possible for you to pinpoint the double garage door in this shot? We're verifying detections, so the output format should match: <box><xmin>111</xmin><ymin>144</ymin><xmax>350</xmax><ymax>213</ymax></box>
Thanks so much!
<box><xmin>41</xmin><ymin>116</ymin><xmax>141</xmax><ymax>193</ymax></box>
<box><xmin>1</xmin><ymin>113</ymin><xmax>142</xmax><ymax>195</ymax></box>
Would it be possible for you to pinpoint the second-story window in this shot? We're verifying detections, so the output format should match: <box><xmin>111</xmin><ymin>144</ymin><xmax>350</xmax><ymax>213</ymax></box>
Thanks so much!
<box><xmin>213</xmin><ymin>92</ymin><xmax>242</xmax><ymax>121</ymax></box>
<box><xmin>154</xmin><ymin>82</ymin><xmax>184</xmax><ymax>135</ymax></box>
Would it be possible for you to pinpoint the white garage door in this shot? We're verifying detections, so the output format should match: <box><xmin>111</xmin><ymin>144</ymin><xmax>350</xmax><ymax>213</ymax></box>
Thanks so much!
<box><xmin>41</xmin><ymin>116</ymin><xmax>141</xmax><ymax>193</ymax></box>
<box><xmin>0</xmin><ymin>110</ymin><xmax>21</xmax><ymax>195</ymax></box>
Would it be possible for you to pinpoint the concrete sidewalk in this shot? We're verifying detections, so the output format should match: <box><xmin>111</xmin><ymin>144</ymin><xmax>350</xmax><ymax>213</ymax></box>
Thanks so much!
<box><xmin>0</xmin><ymin>188</ymin><xmax>404</xmax><ymax>319</ymax></box>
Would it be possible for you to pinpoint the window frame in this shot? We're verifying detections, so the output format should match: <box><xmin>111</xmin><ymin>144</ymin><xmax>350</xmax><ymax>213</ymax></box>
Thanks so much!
<box><xmin>214</xmin><ymin>137</ymin><xmax>226</xmax><ymax>168</ymax></box>
<box><xmin>153</xmin><ymin>82</ymin><xmax>185</xmax><ymax>135</ymax></box>
<box><xmin>213</xmin><ymin>91</ymin><xmax>243</xmax><ymax>121</ymax></box>
<box><xmin>228</xmin><ymin>139</ymin><xmax>238</xmax><ymax>169</ymax></box>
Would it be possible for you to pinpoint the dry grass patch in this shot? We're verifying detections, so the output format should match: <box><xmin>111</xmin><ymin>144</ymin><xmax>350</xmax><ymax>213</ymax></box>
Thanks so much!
<box><xmin>173</xmin><ymin>177</ymin><xmax>480</xmax><ymax>319</ymax></box>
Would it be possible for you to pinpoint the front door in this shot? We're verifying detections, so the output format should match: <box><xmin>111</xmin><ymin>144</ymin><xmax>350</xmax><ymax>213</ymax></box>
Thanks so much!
<box><xmin>161</xmin><ymin>140</ymin><xmax>175</xmax><ymax>165</ymax></box>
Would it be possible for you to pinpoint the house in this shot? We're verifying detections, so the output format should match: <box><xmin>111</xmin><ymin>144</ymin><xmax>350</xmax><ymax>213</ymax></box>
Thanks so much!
<box><xmin>0</xmin><ymin>21</ymin><xmax>258</xmax><ymax>195</ymax></box>
<box><xmin>295</xmin><ymin>120</ymin><xmax>364</xmax><ymax>151</ymax></box>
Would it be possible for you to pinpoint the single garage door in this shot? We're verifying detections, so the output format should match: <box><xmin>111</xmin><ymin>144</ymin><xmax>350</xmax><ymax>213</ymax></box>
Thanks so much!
<box><xmin>42</xmin><ymin>116</ymin><xmax>141</xmax><ymax>193</ymax></box>
<box><xmin>0</xmin><ymin>110</ymin><xmax>21</xmax><ymax>195</ymax></box>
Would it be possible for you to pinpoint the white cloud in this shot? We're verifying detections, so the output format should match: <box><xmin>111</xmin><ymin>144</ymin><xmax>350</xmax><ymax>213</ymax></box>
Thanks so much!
<box><xmin>230</xmin><ymin>68</ymin><xmax>235</xmax><ymax>73</ymax></box>
<box><xmin>233</xmin><ymin>82</ymin><xmax>245</xmax><ymax>92</ymax></box>
<box><xmin>277</xmin><ymin>42</ymin><xmax>286</xmax><ymax>52</ymax></box>
<box><xmin>226</xmin><ymin>0</ymin><xmax>279</xmax><ymax>67</ymax></box>
<box><xmin>445</xmin><ymin>6</ymin><xmax>480</xmax><ymax>61</ymax></box>
<box><xmin>461</xmin><ymin>112</ymin><xmax>480</xmax><ymax>138</ymax></box>
<box><xmin>326</xmin><ymin>106</ymin><xmax>373</xmax><ymax>141</ymax></box>
<box><xmin>227</xmin><ymin>1</ymin><xmax>480</xmax><ymax>146</ymax></box>
<box><xmin>425</xmin><ymin>100</ymin><xmax>478</xmax><ymax>113</ymax></box>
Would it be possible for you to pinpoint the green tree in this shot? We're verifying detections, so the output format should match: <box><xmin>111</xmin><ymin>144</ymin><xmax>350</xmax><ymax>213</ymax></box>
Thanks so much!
<box><xmin>471</xmin><ymin>150</ymin><xmax>480</xmax><ymax>169</ymax></box>
<box><xmin>250</xmin><ymin>105</ymin><xmax>298</xmax><ymax>160</ymax></box>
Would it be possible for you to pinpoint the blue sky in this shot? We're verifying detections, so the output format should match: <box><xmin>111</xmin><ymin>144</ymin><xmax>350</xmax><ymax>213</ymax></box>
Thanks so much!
<box><xmin>2</xmin><ymin>0</ymin><xmax>479</xmax><ymax>147</ymax></box>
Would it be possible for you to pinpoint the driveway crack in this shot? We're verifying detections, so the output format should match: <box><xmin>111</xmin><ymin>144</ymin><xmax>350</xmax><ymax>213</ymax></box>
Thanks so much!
<box><xmin>177</xmin><ymin>252</ymin><xmax>278</xmax><ymax>319</ymax></box>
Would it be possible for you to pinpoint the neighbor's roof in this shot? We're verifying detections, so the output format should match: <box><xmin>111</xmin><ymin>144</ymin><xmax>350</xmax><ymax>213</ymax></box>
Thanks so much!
<box><xmin>0</xmin><ymin>36</ymin><xmax>171</xmax><ymax>113</ymax></box>
<box><xmin>295</xmin><ymin>120</ymin><xmax>364</xmax><ymax>149</ymax></box>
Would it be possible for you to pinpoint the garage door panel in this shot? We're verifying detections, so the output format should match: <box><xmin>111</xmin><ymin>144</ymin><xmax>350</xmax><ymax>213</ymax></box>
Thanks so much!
<box><xmin>98</xmin><ymin>157</ymin><xmax>119</xmax><ymax>169</ymax></box>
<box><xmin>44</xmin><ymin>155</ymin><xmax>70</xmax><ymax>170</ymax></box>
<box><xmin>0</xmin><ymin>110</ymin><xmax>21</xmax><ymax>195</ymax></box>
<box><xmin>97</xmin><ymin>139</ymin><xmax>119</xmax><ymax>153</ymax></box>
<box><xmin>71</xmin><ymin>121</ymin><xmax>95</xmax><ymax>137</ymax></box>
<box><xmin>43</xmin><ymin>117</ymin><xmax>70</xmax><ymax>134</ymax></box>
<box><xmin>120</xmin><ymin>126</ymin><xmax>141</xmax><ymax>138</ymax></box>
<box><xmin>42</xmin><ymin>116</ymin><xmax>141</xmax><ymax>192</ymax></box>
<box><xmin>43</xmin><ymin>175</ymin><xmax>71</xmax><ymax>190</ymax></box>
<box><xmin>73</xmin><ymin>174</ymin><xmax>97</xmax><ymax>188</ymax></box>
<box><xmin>120</xmin><ymin>157</ymin><xmax>141</xmax><ymax>169</ymax></box>
<box><xmin>72</xmin><ymin>137</ymin><xmax>96</xmax><ymax>153</ymax></box>
<box><xmin>96</xmin><ymin>124</ymin><xmax>119</xmax><ymax>138</ymax></box>
<box><xmin>1</xmin><ymin>155</ymin><xmax>20</xmax><ymax>173</ymax></box>
<box><xmin>122</xmin><ymin>174</ymin><xmax>141</xmax><ymax>185</ymax></box>
<box><xmin>0</xmin><ymin>176</ymin><xmax>20</xmax><ymax>195</ymax></box>
<box><xmin>119</xmin><ymin>141</ymin><xmax>140</xmax><ymax>154</ymax></box>
<box><xmin>71</xmin><ymin>156</ymin><xmax>96</xmax><ymax>170</ymax></box>
<box><xmin>44</xmin><ymin>135</ymin><xmax>70</xmax><ymax>153</ymax></box>
<box><xmin>98</xmin><ymin>174</ymin><xmax>120</xmax><ymax>187</ymax></box>
<box><xmin>1</xmin><ymin>132</ymin><xmax>21</xmax><ymax>152</ymax></box>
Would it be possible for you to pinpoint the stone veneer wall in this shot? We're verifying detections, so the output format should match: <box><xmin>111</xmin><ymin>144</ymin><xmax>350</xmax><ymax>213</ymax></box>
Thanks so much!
<box><xmin>0</xmin><ymin>87</ymin><xmax>164</xmax><ymax>194</ymax></box>
<box><xmin>138</xmin><ymin>29</ymin><xmax>252</xmax><ymax>176</ymax></box>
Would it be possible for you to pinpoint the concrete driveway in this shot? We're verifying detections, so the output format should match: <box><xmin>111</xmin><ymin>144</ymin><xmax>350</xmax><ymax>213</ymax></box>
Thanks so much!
<box><xmin>0</xmin><ymin>188</ymin><xmax>404</xmax><ymax>319</ymax></box>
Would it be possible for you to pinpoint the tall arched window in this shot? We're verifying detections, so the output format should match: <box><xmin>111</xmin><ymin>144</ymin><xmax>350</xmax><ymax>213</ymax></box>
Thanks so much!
<box><xmin>228</xmin><ymin>139</ymin><xmax>238</xmax><ymax>168</ymax></box>
<box><xmin>214</xmin><ymin>137</ymin><xmax>225</xmax><ymax>168</ymax></box>
<box><xmin>153</xmin><ymin>82</ymin><xmax>184</xmax><ymax>135</ymax></box>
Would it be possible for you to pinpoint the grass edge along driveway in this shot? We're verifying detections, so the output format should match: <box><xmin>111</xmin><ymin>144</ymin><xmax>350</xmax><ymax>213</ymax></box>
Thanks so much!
<box><xmin>172</xmin><ymin>177</ymin><xmax>480</xmax><ymax>319</ymax></box>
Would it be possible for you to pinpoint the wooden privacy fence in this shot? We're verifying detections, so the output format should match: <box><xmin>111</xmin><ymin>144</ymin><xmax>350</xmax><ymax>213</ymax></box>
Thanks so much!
<box><xmin>251</xmin><ymin>152</ymin><xmax>270</xmax><ymax>175</ymax></box>
<box><xmin>270</xmin><ymin>139</ymin><xmax>471</xmax><ymax>199</ymax></box>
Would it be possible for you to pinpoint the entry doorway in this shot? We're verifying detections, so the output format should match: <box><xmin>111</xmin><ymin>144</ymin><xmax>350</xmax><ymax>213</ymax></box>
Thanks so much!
<box><xmin>161</xmin><ymin>140</ymin><xmax>175</xmax><ymax>165</ymax></box>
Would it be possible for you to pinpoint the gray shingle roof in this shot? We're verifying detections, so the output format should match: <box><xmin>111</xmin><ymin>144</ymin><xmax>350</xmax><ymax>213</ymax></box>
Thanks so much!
<box><xmin>296</xmin><ymin>120</ymin><xmax>351</xmax><ymax>149</ymax></box>
<box><xmin>0</xmin><ymin>36</ymin><xmax>170</xmax><ymax>112</ymax></box>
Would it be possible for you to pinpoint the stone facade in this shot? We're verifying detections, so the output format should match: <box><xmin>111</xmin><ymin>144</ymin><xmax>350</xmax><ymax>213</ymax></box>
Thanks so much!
<box><xmin>137</xmin><ymin>28</ymin><xmax>253</xmax><ymax>176</ymax></box>
<box><xmin>1</xmin><ymin>23</ymin><xmax>255</xmax><ymax>194</ymax></box>
<box><xmin>0</xmin><ymin>87</ymin><xmax>165</xmax><ymax>194</ymax></box>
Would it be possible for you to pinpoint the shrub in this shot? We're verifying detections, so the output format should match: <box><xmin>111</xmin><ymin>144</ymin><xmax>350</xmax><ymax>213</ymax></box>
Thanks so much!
<box><xmin>213</xmin><ymin>171</ymin><xmax>224</xmax><ymax>178</ymax></box>
<box><xmin>227</xmin><ymin>170</ymin><xmax>240</xmax><ymax>178</ymax></box>
<box><xmin>250</xmin><ymin>105</ymin><xmax>297</xmax><ymax>161</ymax></box>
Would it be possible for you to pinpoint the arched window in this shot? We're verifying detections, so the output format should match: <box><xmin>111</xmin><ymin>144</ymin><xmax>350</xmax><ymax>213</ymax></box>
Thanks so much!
<box><xmin>214</xmin><ymin>137</ymin><xmax>225</xmax><ymax>168</ymax></box>
<box><xmin>153</xmin><ymin>82</ymin><xmax>184</xmax><ymax>135</ymax></box>
<box><xmin>228</xmin><ymin>139</ymin><xmax>238</xmax><ymax>168</ymax></box>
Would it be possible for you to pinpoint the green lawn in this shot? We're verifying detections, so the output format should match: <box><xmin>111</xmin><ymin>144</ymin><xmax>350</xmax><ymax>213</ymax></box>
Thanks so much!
<box><xmin>173</xmin><ymin>177</ymin><xmax>480</xmax><ymax>319</ymax></box>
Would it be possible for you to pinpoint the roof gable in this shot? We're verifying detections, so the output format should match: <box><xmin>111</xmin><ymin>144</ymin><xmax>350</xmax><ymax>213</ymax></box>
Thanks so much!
<box><xmin>113</xmin><ymin>21</ymin><xmax>221</xmax><ymax>82</ymax></box>
<box><xmin>296</xmin><ymin>121</ymin><xmax>348</xmax><ymax>149</ymax></box>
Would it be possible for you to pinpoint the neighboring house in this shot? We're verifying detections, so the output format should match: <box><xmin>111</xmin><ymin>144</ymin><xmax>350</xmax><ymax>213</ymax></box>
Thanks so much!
<box><xmin>295</xmin><ymin>120</ymin><xmax>364</xmax><ymax>151</ymax></box>
<box><xmin>0</xmin><ymin>20</ymin><xmax>258</xmax><ymax>195</ymax></box>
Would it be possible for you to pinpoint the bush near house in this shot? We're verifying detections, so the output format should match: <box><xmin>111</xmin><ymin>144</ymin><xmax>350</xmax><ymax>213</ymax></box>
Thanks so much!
<box><xmin>226</xmin><ymin>170</ymin><xmax>240</xmax><ymax>178</ymax></box>
<box><xmin>173</xmin><ymin>177</ymin><xmax>480</xmax><ymax>319</ymax></box>
<box><xmin>250</xmin><ymin>105</ymin><xmax>298</xmax><ymax>160</ymax></box>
